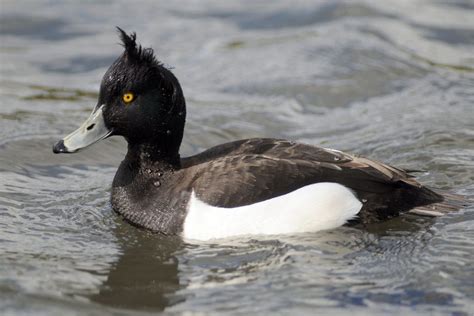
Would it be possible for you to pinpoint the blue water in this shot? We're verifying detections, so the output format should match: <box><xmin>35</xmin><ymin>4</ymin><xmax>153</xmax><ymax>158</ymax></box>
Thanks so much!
<box><xmin>1</xmin><ymin>1</ymin><xmax>473</xmax><ymax>314</ymax></box>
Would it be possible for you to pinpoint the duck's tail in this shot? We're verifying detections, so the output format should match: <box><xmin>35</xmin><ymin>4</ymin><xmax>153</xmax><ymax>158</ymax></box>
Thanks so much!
<box><xmin>409</xmin><ymin>190</ymin><xmax>470</xmax><ymax>217</ymax></box>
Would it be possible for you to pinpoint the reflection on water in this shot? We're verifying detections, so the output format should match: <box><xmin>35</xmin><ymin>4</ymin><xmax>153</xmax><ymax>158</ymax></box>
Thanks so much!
<box><xmin>1</xmin><ymin>0</ymin><xmax>474</xmax><ymax>315</ymax></box>
<box><xmin>90</xmin><ymin>227</ymin><xmax>183</xmax><ymax>311</ymax></box>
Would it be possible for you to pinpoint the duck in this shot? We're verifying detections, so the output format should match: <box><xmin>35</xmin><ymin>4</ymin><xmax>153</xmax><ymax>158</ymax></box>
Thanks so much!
<box><xmin>53</xmin><ymin>28</ymin><xmax>464</xmax><ymax>240</ymax></box>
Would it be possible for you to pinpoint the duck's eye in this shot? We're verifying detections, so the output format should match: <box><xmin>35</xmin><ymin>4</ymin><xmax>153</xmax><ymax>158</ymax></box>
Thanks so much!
<box><xmin>122</xmin><ymin>92</ymin><xmax>135</xmax><ymax>104</ymax></box>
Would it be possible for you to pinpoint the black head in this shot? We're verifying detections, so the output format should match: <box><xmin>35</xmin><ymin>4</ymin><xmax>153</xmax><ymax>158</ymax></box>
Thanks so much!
<box><xmin>53</xmin><ymin>28</ymin><xmax>186</xmax><ymax>159</ymax></box>
<box><xmin>102</xmin><ymin>28</ymin><xmax>186</xmax><ymax>150</ymax></box>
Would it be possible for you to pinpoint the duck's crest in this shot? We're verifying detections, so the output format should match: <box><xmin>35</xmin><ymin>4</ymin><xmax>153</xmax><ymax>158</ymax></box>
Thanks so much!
<box><xmin>116</xmin><ymin>27</ymin><xmax>161</xmax><ymax>67</ymax></box>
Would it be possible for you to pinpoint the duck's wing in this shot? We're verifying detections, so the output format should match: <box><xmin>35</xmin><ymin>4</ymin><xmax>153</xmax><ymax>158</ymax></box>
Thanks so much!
<box><xmin>183</xmin><ymin>138</ymin><xmax>445</xmax><ymax>223</ymax></box>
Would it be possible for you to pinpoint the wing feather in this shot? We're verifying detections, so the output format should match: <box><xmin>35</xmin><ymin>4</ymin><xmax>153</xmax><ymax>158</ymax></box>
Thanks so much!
<box><xmin>181</xmin><ymin>138</ymin><xmax>443</xmax><ymax>223</ymax></box>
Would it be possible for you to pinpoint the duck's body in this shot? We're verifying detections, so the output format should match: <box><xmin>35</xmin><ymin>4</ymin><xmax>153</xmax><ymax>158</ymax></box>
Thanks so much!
<box><xmin>53</xmin><ymin>29</ymin><xmax>463</xmax><ymax>240</ymax></box>
<box><xmin>111</xmin><ymin>137</ymin><xmax>444</xmax><ymax>239</ymax></box>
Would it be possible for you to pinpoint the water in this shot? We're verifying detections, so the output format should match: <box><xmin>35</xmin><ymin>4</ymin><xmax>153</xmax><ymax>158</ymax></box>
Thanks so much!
<box><xmin>1</xmin><ymin>0</ymin><xmax>473</xmax><ymax>314</ymax></box>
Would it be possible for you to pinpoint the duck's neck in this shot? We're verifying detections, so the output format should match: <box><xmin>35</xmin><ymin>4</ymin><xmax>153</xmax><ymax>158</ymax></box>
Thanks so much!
<box><xmin>125</xmin><ymin>141</ymin><xmax>181</xmax><ymax>172</ymax></box>
<box><xmin>112</xmin><ymin>140</ymin><xmax>186</xmax><ymax>235</ymax></box>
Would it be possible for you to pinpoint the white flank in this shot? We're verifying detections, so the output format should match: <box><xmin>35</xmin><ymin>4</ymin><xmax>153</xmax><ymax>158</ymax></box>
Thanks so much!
<box><xmin>183</xmin><ymin>182</ymin><xmax>362</xmax><ymax>241</ymax></box>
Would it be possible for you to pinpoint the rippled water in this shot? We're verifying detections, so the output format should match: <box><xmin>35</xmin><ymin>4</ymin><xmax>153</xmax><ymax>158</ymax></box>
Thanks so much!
<box><xmin>1</xmin><ymin>0</ymin><xmax>474</xmax><ymax>314</ymax></box>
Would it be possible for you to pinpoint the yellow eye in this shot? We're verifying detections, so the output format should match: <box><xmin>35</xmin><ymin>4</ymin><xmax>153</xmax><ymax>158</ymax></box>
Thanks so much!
<box><xmin>122</xmin><ymin>92</ymin><xmax>134</xmax><ymax>104</ymax></box>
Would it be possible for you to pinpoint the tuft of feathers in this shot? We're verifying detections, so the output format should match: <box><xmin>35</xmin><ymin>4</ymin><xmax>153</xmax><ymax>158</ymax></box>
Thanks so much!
<box><xmin>116</xmin><ymin>27</ymin><xmax>161</xmax><ymax>67</ymax></box>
